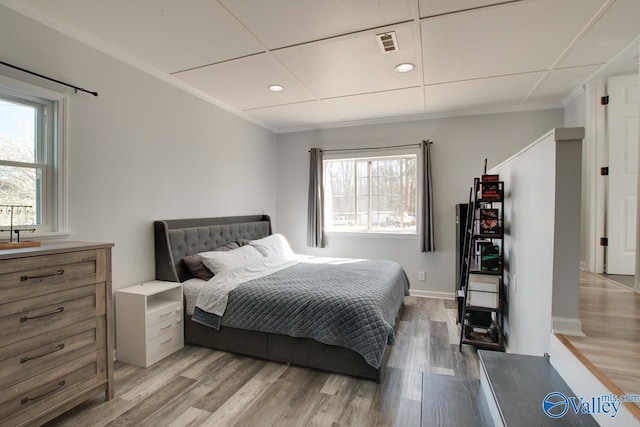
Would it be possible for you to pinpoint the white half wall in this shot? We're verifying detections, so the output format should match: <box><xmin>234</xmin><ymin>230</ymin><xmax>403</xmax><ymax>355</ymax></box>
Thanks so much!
<box><xmin>564</xmin><ymin>91</ymin><xmax>589</xmax><ymax>270</ymax></box>
<box><xmin>0</xmin><ymin>5</ymin><xmax>278</xmax><ymax>291</ymax></box>
<box><xmin>490</xmin><ymin>128</ymin><xmax>584</xmax><ymax>355</ymax></box>
<box><xmin>276</xmin><ymin>110</ymin><xmax>563</xmax><ymax>295</ymax></box>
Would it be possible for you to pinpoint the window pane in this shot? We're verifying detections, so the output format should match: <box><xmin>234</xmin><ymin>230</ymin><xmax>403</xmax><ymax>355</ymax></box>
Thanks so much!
<box><xmin>357</xmin><ymin>177</ymin><xmax>368</xmax><ymax>195</ymax></box>
<box><xmin>0</xmin><ymin>99</ymin><xmax>36</xmax><ymax>163</ymax></box>
<box><xmin>0</xmin><ymin>165</ymin><xmax>39</xmax><ymax>226</ymax></box>
<box><xmin>356</xmin><ymin>161</ymin><xmax>368</xmax><ymax>178</ymax></box>
<box><xmin>324</xmin><ymin>154</ymin><xmax>417</xmax><ymax>234</ymax></box>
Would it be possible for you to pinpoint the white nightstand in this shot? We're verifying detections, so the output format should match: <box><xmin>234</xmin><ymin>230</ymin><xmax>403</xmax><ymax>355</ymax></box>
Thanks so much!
<box><xmin>115</xmin><ymin>281</ymin><xmax>184</xmax><ymax>367</ymax></box>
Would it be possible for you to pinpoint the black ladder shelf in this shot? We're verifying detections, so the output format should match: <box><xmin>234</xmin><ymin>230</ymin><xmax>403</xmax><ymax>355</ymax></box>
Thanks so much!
<box><xmin>458</xmin><ymin>177</ymin><xmax>505</xmax><ymax>352</ymax></box>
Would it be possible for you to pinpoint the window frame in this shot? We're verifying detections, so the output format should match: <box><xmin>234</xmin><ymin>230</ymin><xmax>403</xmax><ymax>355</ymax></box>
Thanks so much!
<box><xmin>323</xmin><ymin>148</ymin><xmax>420</xmax><ymax>237</ymax></box>
<box><xmin>0</xmin><ymin>74</ymin><xmax>68</xmax><ymax>237</ymax></box>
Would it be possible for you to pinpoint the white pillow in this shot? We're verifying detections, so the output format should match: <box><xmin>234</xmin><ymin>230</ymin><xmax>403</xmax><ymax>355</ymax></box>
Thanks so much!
<box><xmin>249</xmin><ymin>234</ymin><xmax>293</xmax><ymax>258</ymax></box>
<box><xmin>199</xmin><ymin>245</ymin><xmax>262</xmax><ymax>275</ymax></box>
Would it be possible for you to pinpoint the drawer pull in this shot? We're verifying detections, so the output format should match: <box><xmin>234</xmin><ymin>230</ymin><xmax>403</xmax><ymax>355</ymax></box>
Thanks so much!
<box><xmin>20</xmin><ymin>269</ymin><xmax>64</xmax><ymax>282</ymax></box>
<box><xmin>160</xmin><ymin>325</ymin><xmax>172</xmax><ymax>331</ymax></box>
<box><xmin>21</xmin><ymin>380</ymin><xmax>66</xmax><ymax>405</ymax></box>
<box><xmin>159</xmin><ymin>312</ymin><xmax>172</xmax><ymax>318</ymax></box>
<box><xmin>20</xmin><ymin>307</ymin><xmax>64</xmax><ymax>323</ymax></box>
<box><xmin>161</xmin><ymin>338</ymin><xmax>172</xmax><ymax>345</ymax></box>
<box><xmin>20</xmin><ymin>344</ymin><xmax>65</xmax><ymax>364</ymax></box>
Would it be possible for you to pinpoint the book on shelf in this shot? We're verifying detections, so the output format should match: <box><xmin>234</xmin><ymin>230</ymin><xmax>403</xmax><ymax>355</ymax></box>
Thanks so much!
<box><xmin>467</xmin><ymin>274</ymin><xmax>499</xmax><ymax>309</ymax></box>
<box><xmin>473</xmin><ymin>241</ymin><xmax>488</xmax><ymax>268</ymax></box>
<box><xmin>480</xmin><ymin>245</ymin><xmax>500</xmax><ymax>271</ymax></box>
<box><xmin>479</xmin><ymin>208</ymin><xmax>499</xmax><ymax>234</ymax></box>
<box><xmin>480</xmin><ymin>181</ymin><xmax>501</xmax><ymax>199</ymax></box>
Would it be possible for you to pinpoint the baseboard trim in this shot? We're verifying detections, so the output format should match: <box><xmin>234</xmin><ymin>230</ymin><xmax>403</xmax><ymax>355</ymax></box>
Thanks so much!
<box><xmin>552</xmin><ymin>316</ymin><xmax>585</xmax><ymax>337</ymax></box>
<box><xmin>410</xmin><ymin>289</ymin><xmax>455</xmax><ymax>299</ymax></box>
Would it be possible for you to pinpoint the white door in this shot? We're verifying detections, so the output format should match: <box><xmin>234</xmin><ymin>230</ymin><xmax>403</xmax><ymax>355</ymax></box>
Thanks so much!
<box><xmin>606</xmin><ymin>74</ymin><xmax>640</xmax><ymax>274</ymax></box>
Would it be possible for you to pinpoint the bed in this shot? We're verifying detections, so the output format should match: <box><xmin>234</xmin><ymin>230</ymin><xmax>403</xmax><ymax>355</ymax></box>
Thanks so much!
<box><xmin>154</xmin><ymin>215</ymin><xmax>409</xmax><ymax>382</ymax></box>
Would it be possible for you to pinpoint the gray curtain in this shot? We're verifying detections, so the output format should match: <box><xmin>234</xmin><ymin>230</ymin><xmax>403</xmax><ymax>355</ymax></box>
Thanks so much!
<box><xmin>420</xmin><ymin>140</ymin><xmax>435</xmax><ymax>252</ymax></box>
<box><xmin>307</xmin><ymin>148</ymin><xmax>325</xmax><ymax>248</ymax></box>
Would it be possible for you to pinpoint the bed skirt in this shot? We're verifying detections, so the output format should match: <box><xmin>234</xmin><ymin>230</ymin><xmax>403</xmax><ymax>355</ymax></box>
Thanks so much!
<box><xmin>184</xmin><ymin>303</ymin><xmax>403</xmax><ymax>383</ymax></box>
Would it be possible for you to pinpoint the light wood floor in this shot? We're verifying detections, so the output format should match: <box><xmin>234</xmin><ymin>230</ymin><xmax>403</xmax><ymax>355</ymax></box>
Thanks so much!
<box><xmin>45</xmin><ymin>297</ymin><xmax>481</xmax><ymax>427</ymax></box>
<box><xmin>565</xmin><ymin>272</ymin><xmax>640</xmax><ymax>399</ymax></box>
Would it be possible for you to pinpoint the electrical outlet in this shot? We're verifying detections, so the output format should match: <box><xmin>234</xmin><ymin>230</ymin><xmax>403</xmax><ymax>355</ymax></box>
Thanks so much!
<box><xmin>418</xmin><ymin>271</ymin><xmax>426</xmax><ymax>281</ymax></box>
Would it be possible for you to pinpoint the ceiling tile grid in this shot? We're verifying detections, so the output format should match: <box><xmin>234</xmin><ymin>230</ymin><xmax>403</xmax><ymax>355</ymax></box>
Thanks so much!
<box><xmin>420</xmin><ymin>0</ymin><xmax>608</xmax><ymax>85</ymax></box>
<box><xmin>174</xmin><ymin>53</ymin><xmax>316</xmax><ymax>110</ymax></box>
<box><xmin>245</xmin><ymin>101</ymin><xmax>343</xmax><ymax>129</ymax></box>
<box><xmin>324</xmin><ymin>87</ymin><xmax>425</xmax><ymax>122</ymax></box>
<box><xmin>218</xmin><ymin>0</ymin><xmax>416</xmax><ymax>49</ymax></box>
<box><xmin>424</xmin><ymin>72</ymin><xmax>546</xmax><ymax>113</ymax></box>
<box><xmin>26</xmin><ymin>0</ymin><xmax>265</xmax><ymax>73</ymax></box>
<box><xmin>273</xmin><ymin>23</ymin><xmax>422</xmax><ymax>99</ymax></box>
<box><xmin>5</xmin><ymin>0</ymin><xmax>640</xmax><ymax>131</ymax></box>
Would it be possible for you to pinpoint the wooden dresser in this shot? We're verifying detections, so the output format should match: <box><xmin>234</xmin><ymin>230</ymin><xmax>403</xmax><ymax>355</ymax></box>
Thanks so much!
<box><xmin>0</xmin><ymin>242</ymin><xmax>114</xmax><ymax>426</ymax></box>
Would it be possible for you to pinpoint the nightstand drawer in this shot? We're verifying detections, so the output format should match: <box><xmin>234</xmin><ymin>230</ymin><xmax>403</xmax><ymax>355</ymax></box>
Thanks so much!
<box><xmin>0</xmin><ymin>351</ymin><xmax>103</xmax><ymax>426</ymax></box>
<box><xmin>0</xmin><ymin>285</ymin><xmax>98</xmax><ymax>345</ymax></box>
<box><xmin>0</xmin><ymin>318</ymin><xmax>104</xmax><ymax>389</ymax></box>
<box><xmin>147</xmin><ymin>301</ymin><xmax>182</xmax><ymax>327</ymax></box>
<box><xmin>0</xmin><ymin>250</ymin><xmax>104</xmax><ymax>304</ymax></box>
<box><xmin>116</xmin><ymin>281</ymin><xmax>183</xmax><ymax>367</ymax></box>
<box><xmin>147</xmin><ymin>327</ymin><xmax>183</xmax><ymax>358</ymax></box>
<box><xmin>147</xmin><ymin>316</ymin><xmax>182</xmax><ymax>341</ymax></box>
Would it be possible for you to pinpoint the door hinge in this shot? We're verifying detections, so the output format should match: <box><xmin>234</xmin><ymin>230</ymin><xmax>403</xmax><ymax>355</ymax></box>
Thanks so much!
<box><xmin>600</xmin><ymin>166</ymin><xmax>609</xmax><ymax>176</ymax></box>
<box><xmin>601</xmin><ymin>96</ymin><xmax>609</xmax><ymax>105</ymax></box>
<box><xmin>600</xmin><ymin>237</ymin><xmax>608</xmax><ymax>247</ymax></box>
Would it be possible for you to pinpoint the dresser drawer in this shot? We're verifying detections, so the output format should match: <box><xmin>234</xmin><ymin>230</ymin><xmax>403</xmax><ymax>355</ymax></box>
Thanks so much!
<box><xmin>147</xmin><ymin>316</ymin><xmax>182</xmax><ymax>341</ymax></box>
<box><xmin>147</xmin><ymin>327</ymin><xmax>183</xmax><ymax>358</ymax></box>
<box><xmin>0</xmin><ymin>285</ymin><xmax>98</xmax><ymax>345</ymax></box>
<box><xmin>147</xmin><ymin>301</ymin><xmax>182</xmax><ymax>327</ymax></box>
<box><xmin>0</xmin><ymin>250</ymin><xmax>106</xmax><ymax>304</ymax></box>
<box><xmin>0</xmin><ymin>351</ymin><xmax>105</xmax><ymax>426</ymax></box>
<box><xmin>0</xmin><ymin>317</ymin><xmax>105</xmax><ymax>390</ymax></box>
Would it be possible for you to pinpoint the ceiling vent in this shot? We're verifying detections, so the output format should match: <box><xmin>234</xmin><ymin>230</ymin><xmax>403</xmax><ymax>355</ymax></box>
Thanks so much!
<box><xmin>376</xmin><ymin>31</ymin><xmax>399</xmax><ymax>54</ymax></box>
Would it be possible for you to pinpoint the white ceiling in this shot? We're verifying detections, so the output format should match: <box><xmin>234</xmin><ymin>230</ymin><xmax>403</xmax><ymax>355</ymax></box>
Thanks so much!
<box><xmin>2</xmin><ymin>0</ymin><xmax>639</xmax><ymax>132</ymax></box>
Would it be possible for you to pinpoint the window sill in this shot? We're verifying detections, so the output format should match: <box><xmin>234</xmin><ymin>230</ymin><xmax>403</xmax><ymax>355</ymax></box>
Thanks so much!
<box><xmin>325</xmin><ymin>231</ymin><xmax>418</xmax><ymax>240</ymax></box>
<box><xmin>0</xmin><ymin>231</ymin><xmax>72</xmax><ymax>243</ymax></box>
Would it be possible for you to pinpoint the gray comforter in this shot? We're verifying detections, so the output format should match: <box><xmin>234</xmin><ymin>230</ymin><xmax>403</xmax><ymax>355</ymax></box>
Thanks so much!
<box><xmin>192</xmin><ymin>257</ymin><xmax>410</xmax><ymax>369</ymax></box>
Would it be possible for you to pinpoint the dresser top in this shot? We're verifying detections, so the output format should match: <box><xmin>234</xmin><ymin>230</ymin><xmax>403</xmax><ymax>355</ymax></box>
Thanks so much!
<box><xmin>0</xmin><ymin>241</ymin><xmax>114</xmax><ymax>260</ymax></box>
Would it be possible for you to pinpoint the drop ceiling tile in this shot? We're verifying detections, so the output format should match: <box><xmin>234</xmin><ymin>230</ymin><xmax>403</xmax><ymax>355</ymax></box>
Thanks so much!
<box><xmin>275</xmin><ymin>23</ymin><xmax>421</xmax><ymax>99</ymax></box>
<box><xmin>528</xmin><ymin>65</ymin><xmax>601</xmax><ymax>104</ymax></box>
<box><xmin>424</xmin><ymin>72</ymin><xmax>545</xmax><ymax>113</ymax></box>
<box><xmin>246</xmin><ymin>101</ymin><xmax>342</xmax><ymax>129</ymax></box>
<box><xmin>324</xmin><ymin>88</ymin><xmax>424</xmax><ymax>121</ymax></box>
<box><xmin>26</xmin><ymin>0</ymin><xmax>264</xmax><ymax>73</ymax></box>
<box><xmin>421</xmin><ymin>0</ymin><xmax>607</xmax><ymax>85</ymax></box>
<box><xmin>174</xmin><ymin>53</ymin><xmax>316</xmax><ymax>110</ymax></box>
<box><xmin>219</xmin><ymin>0</ymin><xmax>414</xmax><ymax>49</ymax></box>
<box><xmin>418</xmin><ymin>0</ymin><xmax>513</xmax><ymax>18</ymax></box>
<box><xmin>559</xmin><ymin>0</ymin><xmax>640</xmax><ymax>68</ymax></box>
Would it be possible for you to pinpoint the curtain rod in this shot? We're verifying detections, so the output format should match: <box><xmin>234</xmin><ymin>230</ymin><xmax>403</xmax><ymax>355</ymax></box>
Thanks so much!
<box><xmin>309</xmin><ymin>140</ymin><xmax>432</xmax><ymax>153</ymax></box>
<box><xmin>0</xmin><ymin>60</ymin><xmax>98</xmax><ymax>97</ymax></box>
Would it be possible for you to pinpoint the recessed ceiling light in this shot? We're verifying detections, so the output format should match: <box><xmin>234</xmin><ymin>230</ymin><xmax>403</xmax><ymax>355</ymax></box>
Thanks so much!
<box><xmin>268</xmin><ymin>84</ymin><xmax>284</xmax><ymax>92</ymax></box>
<box><xmin>394</xmin><ymin>63</ymin><xmax>415</xmax><ymax>73</ymax></box>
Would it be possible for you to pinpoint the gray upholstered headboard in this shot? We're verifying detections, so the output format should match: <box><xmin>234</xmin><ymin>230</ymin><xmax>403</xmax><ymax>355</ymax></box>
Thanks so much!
<box><xmin>154</xmin><ymin>215</ymin><xmax>272</xmax><ymax>282</ymax></box>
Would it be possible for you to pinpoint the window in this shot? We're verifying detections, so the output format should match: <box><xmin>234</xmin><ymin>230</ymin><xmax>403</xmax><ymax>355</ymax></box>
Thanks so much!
<box><xmin>324</xmin><ymin>153</ymin><xmax>417</xmax><ymax>234</ymax></box>
<box><xmin>0</xmin><ymin>77</ymin><xmax>65</xmax><ymax>234</ymax></box>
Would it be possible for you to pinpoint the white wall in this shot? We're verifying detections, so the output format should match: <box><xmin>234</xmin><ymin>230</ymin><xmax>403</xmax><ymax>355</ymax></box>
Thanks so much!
<box><xmin>276</xmin><ymin>110</ymin><xmax>563</xmax><ymax>296</ymax></box>
<box><xmin>491</xmin><ymin>128</ymin><xmax>584</xmax><ymax>355</ymax></box>
<box><xmin>0</xmin><ymin>5</ymin><xmax>278</xmax><ymax>291</ymax></box>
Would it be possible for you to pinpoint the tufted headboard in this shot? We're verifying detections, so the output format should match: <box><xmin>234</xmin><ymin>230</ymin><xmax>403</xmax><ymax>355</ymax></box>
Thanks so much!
<box><xmin>154</xmin><ymin>215</ymin><xmax>272</xmax><ymax>282</ymax></box>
